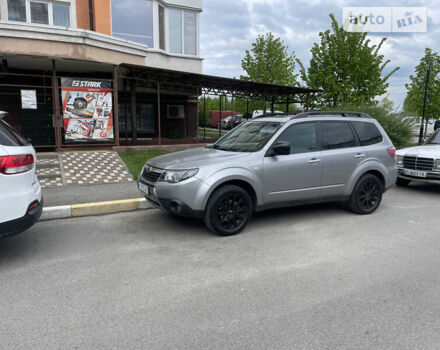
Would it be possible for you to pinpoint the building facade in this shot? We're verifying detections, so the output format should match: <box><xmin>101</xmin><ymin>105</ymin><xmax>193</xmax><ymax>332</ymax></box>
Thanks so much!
<box><xmin>0</xmin><ymin>0</ymin><xmax>204</xmax><ymax>149</ymax></box>
<box><xmin>0</xmin><ymin>0</ymin><xmax>317</xmax><ymax>150</ymax></box>
<box><xmin>0</xmin><ymin>0</ymin><xmax>202</xmax><ymax>72</ymax></box>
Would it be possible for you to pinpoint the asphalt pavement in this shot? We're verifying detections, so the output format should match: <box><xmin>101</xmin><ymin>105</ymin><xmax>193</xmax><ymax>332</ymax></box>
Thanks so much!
<box><xmin>42</xmin><ymin>181</ymin><xmax>140</xmax><ymax>207</ymax></box>
<box><xmin>2</xmin><ymin>184</ymin><xmax>440</xmax><ymax>349</ymax></box>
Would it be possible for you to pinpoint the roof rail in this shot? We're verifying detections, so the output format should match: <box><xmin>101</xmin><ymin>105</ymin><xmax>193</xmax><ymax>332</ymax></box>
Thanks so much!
<box><xmin>291</xmin><ymin>111</ymin><xmax>372</xmax><ymax>119</ymax></box>
<box><xmin>253</xmin><ymin>113</ymin><xmax>290</xmax><ymax>119</ymax></box>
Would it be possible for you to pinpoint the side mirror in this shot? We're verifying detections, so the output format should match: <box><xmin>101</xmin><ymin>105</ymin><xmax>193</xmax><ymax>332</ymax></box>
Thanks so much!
<box><xmin>267</xmin><ymin>141</ymin><xmax>290</xmax><ymax>156</ymax></box>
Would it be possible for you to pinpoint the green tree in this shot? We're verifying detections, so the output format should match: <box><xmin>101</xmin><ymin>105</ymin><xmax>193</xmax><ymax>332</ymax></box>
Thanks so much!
<box><xmin>239</xmin><ymin>32</ymin><xmax>298</xmax><ymax>113</ymax></box>
<box><xmin>298</xmin><ymin>14</ymin><xmax>399</xmax><ymax>107</ymax></box>
<box><xmin>403</xmin><ymin>48</ymin><xmax>440</xmax><ymax>120</ymax></box>
<box><xmin>198</xmin><ymin>96</ymin><xmax>233</xmax><ymax>127</ymax></box>
<box><xmin>241</xmin><ymin>32</ymin><xmax>298</xmax><ymax>85</ymax></box>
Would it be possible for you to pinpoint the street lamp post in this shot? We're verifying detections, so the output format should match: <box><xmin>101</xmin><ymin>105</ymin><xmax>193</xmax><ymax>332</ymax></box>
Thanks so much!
<box><xmin>418</xmin><ymin>65</ymin><xmax>430</xmax><ymax>145</ymax></box>
<box><xmin>419</xmin><ymin>59</ymin><xmax>440</xmax><ymax>145</ymax></box>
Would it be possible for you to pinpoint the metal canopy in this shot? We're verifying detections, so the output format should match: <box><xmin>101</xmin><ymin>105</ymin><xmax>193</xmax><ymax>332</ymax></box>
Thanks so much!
<box><xmin>119</xmin><ymin>64</ymin><xmax>321</xmax><ymax>101</ymax></box>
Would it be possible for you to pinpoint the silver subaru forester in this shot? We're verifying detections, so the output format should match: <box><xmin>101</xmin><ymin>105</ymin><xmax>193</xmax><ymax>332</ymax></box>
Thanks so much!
<box><xmin>138</xmin><ymin>111</ymin><xmax>397</xmax><ymax>236</ymax></box>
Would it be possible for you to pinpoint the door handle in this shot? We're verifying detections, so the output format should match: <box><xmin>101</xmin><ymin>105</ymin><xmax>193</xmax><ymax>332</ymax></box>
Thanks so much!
<box><xmin>354</xmin><ymin>153</ymin><xmax>366</xmax><ymax>158</ymax></box>
<box><xmin>308</xmin><ymin>158</ymin><xmax>321</xmax><ymax>164</ymax></box>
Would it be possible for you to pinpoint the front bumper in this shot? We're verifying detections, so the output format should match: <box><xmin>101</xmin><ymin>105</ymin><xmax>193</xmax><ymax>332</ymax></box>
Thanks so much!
<box><xmin>0</xmin><ymin>199</ymin><xmax>43</xmax><ymax>238</ymax></box>
<box><xmin>137</xmin><ymin>176</ymin><xmax>207</xmax><ymax>218</ymax></box>
<box><xmin>397</xmin><ymin>168</ymin><xmax>440</xmax><ymax>184</ymax></box>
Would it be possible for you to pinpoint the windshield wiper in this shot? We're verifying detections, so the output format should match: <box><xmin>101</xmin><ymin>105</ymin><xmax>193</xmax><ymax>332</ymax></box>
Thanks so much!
<box><xmin>213</xmin><ymin>145</ymin><xmax>230</xmax><ymax>151</ymax></box>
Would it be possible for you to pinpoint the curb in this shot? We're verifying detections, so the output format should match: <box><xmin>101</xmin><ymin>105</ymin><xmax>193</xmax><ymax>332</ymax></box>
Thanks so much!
<box><xmin>40</xmin><ymin>198</ymin><xmax>155</xmax><ymax>221</ymax></box>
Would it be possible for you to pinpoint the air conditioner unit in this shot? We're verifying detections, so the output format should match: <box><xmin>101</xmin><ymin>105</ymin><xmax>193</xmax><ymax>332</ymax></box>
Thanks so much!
<box><xmin>167</xmin><ymin>105</ymin><xmax>184</xmax><ymax>119</ymax></box>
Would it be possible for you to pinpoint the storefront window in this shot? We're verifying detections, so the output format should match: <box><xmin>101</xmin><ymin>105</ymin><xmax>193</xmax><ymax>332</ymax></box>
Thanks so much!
<box><xmin>30</xmin><ymin>2</ymin><xmax>49</xmax><ymax>25</ymax></box>
<box><xmin>8</xmin><ymin>0</ymin><xmax>26</xmax><ymax>22</ymax></box>
<box><xmin>111</xmin><ymin>0</ymin><xmax>154</xmax><ymax>47</ymax></box>
<box><xmin>184</xmin><ymin>11</ymin><xmax>196</xmax><ymax>55</ymax></box>
<box><xmin>137</xmin><ymin>103</ymin><xmax>156</xmax><ymax>133</ymax></box>
<box><xmin>53</xmin><ymin>3</ymin><xmax>70</xmax><ymax>27</ymax></box>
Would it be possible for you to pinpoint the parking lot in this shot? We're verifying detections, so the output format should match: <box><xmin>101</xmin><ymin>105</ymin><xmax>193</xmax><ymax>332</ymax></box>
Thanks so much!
<box><xmin>2</xmin><ymin>185</ymin><xmax>440</xmax><ymax>349</ymax></box>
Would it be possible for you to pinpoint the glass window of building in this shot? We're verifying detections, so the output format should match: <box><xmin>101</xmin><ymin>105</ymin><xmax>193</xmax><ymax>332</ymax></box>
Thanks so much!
<box><xmin>169</xmin><ymin>8</ymin><xmax>182</xmax><ymax>54</ymax></box>
<box><xmin>184</xmin><ymin>11</ymin><xmax>196</xmax><ymax>55</ymax></box>
<box><xmin>30</xmin><ymin>2</ymin><xmax>49</xmax><ymax>24</ymax></box>
<box><xmin>111</xmin><ymin>0</ymin><xmax>154</xmax><ymax>47</ymax></box>
<box><xmin>53</xmin><ymin>3</ymin><xmax>70</xmax><ymax>27</ymax></box>
<box><xmin>7</xmin><ymin>0</ymin><xmax>26</xmax><ymax>22</ymax></box>
<box><xmin>159</xmin><ymin>5</ymin><xmax>165</xmax><ymax>50</ymax></box>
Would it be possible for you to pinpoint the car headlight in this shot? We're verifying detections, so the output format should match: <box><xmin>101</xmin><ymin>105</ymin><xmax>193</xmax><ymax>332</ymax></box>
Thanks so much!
<box><xmin>396</xmin><ymin>155</ymin><xmax>403</xmax><ymax>166</ymax></box>
<box><xmin>435</xmin><ymin>159</ymin><xmax>440</xmax><ymax>170</ymax></box>
<box><xmin>159</xmin><ymin>168</ymin><xmax>199</xmax><ymax>183</ymax></box>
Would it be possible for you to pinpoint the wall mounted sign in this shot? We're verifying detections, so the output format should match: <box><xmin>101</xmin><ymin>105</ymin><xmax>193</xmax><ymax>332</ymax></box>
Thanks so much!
<box><xmin>21</xmin><ymin>90</ymin><xmax>37</xmax><ymax>109</ymax></box>
<box><xmin>61</xmin><ymin>78</ymin><xmax>114</xmax><ymax>143</ymax></box>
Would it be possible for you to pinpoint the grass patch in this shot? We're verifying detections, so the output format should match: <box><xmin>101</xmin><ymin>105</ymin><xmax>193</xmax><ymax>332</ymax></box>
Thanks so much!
<box><xmin>198</xmin><ymin>127</ymin><xmax>227</xmax><ymax>139</ymax></box>
<box><xmin>118</xmin><ymin>149</ymin><xmax>168</xmax><ymax>180</ymax></box>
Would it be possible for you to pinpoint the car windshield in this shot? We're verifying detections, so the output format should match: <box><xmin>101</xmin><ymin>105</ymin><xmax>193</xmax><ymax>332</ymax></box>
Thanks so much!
<box><xmin>213</xmin><ymin>121</ymin><xmax>282</xmax><ymax>152</ymax></box>
<box><xmin>425</xmin><ymin>130</ymin><xmax>440</xmax><ymax>145</ymax></box>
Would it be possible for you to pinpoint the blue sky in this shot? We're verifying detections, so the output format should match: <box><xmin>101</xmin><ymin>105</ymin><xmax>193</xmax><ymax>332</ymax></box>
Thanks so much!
<box><xmin>200</xmin><ymin>0</ymin><xmax>440</xmax><ymax>109</ymax></box>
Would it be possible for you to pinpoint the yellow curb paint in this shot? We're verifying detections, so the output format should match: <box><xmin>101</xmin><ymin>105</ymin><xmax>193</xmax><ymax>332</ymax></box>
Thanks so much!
<box><xmin>71</xmin><ymin>198</ymin><xmax>141</xmax><ymax>217</ymax></box>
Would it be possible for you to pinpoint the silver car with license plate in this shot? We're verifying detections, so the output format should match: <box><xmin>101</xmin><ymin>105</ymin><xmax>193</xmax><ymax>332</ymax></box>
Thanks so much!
<box><xmin>395</xmin><ymin>129</ymin><xmax>440</xmax><ymax>186</ymax></box>
<box><xmin>138</xmin><ymin>111</ymin><xmax>397</xmax><ymax>236</ymax></box>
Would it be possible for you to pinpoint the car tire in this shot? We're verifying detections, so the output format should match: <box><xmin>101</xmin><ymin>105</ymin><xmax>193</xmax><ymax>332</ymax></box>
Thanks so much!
<box><xmin>204</xmin><ymin>185</ymin><xmax>253</xmax><ymax>236</ymax></box>
<box><xmin>348</xmin><ymin>174</ymin><xmax>384</xmax><ymax>215</ymax></box>
<box><xmin>396</xmin><ymin>177</ymin><xmax>411</xmax><ymax>187</ymax></box>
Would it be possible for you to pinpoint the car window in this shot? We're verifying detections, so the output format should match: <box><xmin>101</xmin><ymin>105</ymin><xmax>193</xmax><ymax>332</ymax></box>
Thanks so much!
<box><xmin>0</xmin><ymin>119</ymin><xmax>28</xmax><ymax>146</ymax></box>
<box><xmin>351</xmin><ymin>121</ymin><xmax>383</xmax><ymax>146</ymax></box>
<box><xmin>277</xmin><ymin>122</ymin><xmax>317</xmax><ymax>154</ymax></box>
<box><xmin>214</xmin><ymin>121</ymin><xmax>282</xmax><ymax>152</ymax></box>
<box><xmin>321</xmin><ymin>121</ymin><xmax>356</xmax><ymax>150</ymax></box>
<box><xmin>426</xmin><ymin>129</ymin><xmax>440</xmax><ymax>144</ymax></box>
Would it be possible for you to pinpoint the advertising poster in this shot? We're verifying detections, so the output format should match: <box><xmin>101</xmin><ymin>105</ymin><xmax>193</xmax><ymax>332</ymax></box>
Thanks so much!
<box><xmin>61</xmin><ymin>78</ymin><xmax>114</xmax><ymax>142</ymax></box>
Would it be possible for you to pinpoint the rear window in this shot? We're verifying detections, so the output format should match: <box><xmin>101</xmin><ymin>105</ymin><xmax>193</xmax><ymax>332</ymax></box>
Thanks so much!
<box><xmin>351</xmin><ymin>121</ymin><xmax>383</xmax><ymax>146</ymax></box>
<box><xmin>321</xmin><ymin>121</ymin><xmax>356</xmax><ymax>149</ymax></box>
<box><xmin>0</xmin><ymin>119</ymin><xmax>28</xmax><ymax>146</ymax></box>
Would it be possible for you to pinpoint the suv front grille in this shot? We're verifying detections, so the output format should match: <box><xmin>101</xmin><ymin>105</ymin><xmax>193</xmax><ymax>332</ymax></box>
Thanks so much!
<box><xmin>142</xmin><ymin>167</ymin><xmax>163</xmax><ymax>183</ymax></box>
<box><xmin>403</xmin><ymin>156</ymin><xmax>434</xmax><ymax>171</ymax></box>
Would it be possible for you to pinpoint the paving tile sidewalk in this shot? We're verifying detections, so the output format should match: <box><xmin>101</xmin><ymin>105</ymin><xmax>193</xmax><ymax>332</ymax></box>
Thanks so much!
<box><xmin>37</xmin><ymin>151</ymin><xmax>133</xmax><ymax>188</ymax></box>
<box><xmin>42</xmin><ymin>182</ymin><xmax>143</xmax><ymax>207</ymax></box>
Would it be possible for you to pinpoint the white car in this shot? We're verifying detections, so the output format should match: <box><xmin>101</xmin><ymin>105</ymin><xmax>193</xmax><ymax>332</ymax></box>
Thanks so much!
<box><xmin>251</xmin><ymin>110</ymin><xmax>284</xmax><ymax>118</ymax></box>
<box><xmin>0</xmin><ymin>112</ymin><xmax>42</xmax><ymax>237</ymax></box>
<box><xmin>396</xmin><ymin>129</ymin><xmax>440</xmax><ymax>186</ymax></box>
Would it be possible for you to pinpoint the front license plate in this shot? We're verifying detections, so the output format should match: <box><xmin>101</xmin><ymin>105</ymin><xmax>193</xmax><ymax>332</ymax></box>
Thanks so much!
<box><xmin>138</xmin><ymin>181</ymin><xmax>152</xmax><ymax>196</ymax></box>
<box><xmin>402</xmin><ymin>169</ymin><xmax>427</xmax><ymax>178</ymax></box>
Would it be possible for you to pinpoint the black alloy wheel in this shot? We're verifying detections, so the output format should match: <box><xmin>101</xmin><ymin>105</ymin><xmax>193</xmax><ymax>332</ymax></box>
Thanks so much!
<box><xmin>358</xmin><ymin>179</ymin><xmax>381</xmax><ymax>211</ymax></box>
<box><xmin>204</xmin><ymin>185</ymin><xmax>252</xmax><ymax>236</ymax></box>
<box><xmin>217</xmin><ymin>194</ymin><xmax>247</xmax><ymax>230</ymax></box>
<box><xmin>348</xmin><ymin>174</ymin><xmax>383</xmax><ymax>214</ymax></box>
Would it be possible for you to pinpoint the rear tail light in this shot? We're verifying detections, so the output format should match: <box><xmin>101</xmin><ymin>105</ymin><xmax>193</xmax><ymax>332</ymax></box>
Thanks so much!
<box><xmin>28</xmin><ymin>201</ymin><xmax>39</xmax><ymax>211</ymax></box>
<box><xmin>387</xmin><ymin>147</ymin><xmax>396</xmax><ymax>160</ymax></box>
<box><xmin>0</xmin><ymin>154</ymin><xmax>34</xmax><ymax>175</ymax></box>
